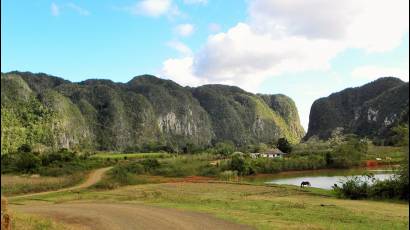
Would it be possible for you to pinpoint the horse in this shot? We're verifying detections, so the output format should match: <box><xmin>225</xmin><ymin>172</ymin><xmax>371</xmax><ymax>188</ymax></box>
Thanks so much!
<box><xmin>300</xmin><ymin>181</ymin><xmax>311</xmax><ymax>188</ymax></box>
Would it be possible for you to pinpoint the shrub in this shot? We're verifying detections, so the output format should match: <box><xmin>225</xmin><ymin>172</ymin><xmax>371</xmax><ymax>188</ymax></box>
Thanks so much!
<box><xmin>229</xmin><ymin>154</ymin><xmax>255</xmax><ymax>176</ymax></box>
<box><xmin>17</xmin><ymin>144</ymin><xmax>32</xmax><ymax>153</ymax></box>
<box><xmin>387</xmin><ymin>124</ymin><xmax>409</xmax><ymax>146</ymax></box>
<box><xmin>327</xmin><ymin>137</ymin><xmax>365</xmax><ymax>168</ymax></box>
<box><xmin>333</xmin><ymin>175</ymin><xmax>371</xmax><ymax>200</ymax></box>
<box><xmin>277</xmin><ymin>138</ymin><xmax>292</xmax><ymax>153</ymax></box>
<box><xmin>218</xmin><ymin>170</ymin><xmax>238</xmax><ymax>182</ymax></box>
<box><xmin>16</xmin><ymin>152</ymin><xmax>41</xmax><ymax>173</ymax></box>
<box><xmin>214</xmin><ymin>142</ymin><xmax>235</xmax><ymax>156</ymax></box>
<box><xmin>198</xmin><ymin>165</ymin><xmax>220</xmax><ymax>176</ymax></box>
<box><xmin>334</xmin><ymin>171</ymin><xmax>409</xmax><ymax>201</ymax></box>
<box><xmin>141</xmin><ymin>158</ymin><xmax>160</xmax><ymax>172</ymax></box>
<box><xmin>110</xmin><ymin>166</ymin><xmax>136</xmax><ymax>185</ymax></box>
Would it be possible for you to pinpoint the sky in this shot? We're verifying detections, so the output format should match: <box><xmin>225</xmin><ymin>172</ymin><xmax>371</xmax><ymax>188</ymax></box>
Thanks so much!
<box><xmin>2</xmin><ymin>0</ymin><xmax>409</xmax><ymax>131</ymax></box>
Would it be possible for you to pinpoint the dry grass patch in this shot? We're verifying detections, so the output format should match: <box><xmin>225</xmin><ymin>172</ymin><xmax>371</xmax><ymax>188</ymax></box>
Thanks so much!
<box><xmin>1</xmin><ymin>174</ymin><xmax>83</xmax><ymax>196</ymax></box>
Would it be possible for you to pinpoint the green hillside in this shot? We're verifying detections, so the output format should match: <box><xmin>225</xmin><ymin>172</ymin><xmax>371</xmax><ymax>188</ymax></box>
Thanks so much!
<box><xmin>1</xmin><ymin>71</ymin><xmax>305</xmax><ymax>154</ymax></box>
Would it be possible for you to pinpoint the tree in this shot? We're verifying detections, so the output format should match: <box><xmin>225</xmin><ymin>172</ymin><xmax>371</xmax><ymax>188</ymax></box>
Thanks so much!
<box><xmin>17</xmin><ymin>144</ymin><xmax>32</xmax><ymax>153</ymax></box>
<box><xmin>16</xmin><ymin>152</ymin><xmax>41</xmax><ymax>173</ymax></box>
<box><xmin>215</xmin><ymin>142</ymin><xmax>235</xmax><ymax>156</ymax></box>
<box><xmin>230</xmin><ymin>154</ymin><xmax>246</xmax><ymax>175</ymax></box>
<box><xmin>390</xmin><ymin>124</ymin><xmax>409</xmax><ymax>146</ymax></box>
<box><xmin>230</xmin><ymin>153</ymin><xmax>254</xmax><ymax>176</ymax></box>
<box><xmin>141</xmin><ymin>158</ymin><xmax>160</xmax><ymax>172</ymax></box>
<box><xmin>277</xmin><ymin>138</ymin><xmax>292</xmax><ymax>153</ymax></box>
<box><xmin>329</xmin><ymin>127</ymin><xmax>345</xmax><ymax>147</ymax></box>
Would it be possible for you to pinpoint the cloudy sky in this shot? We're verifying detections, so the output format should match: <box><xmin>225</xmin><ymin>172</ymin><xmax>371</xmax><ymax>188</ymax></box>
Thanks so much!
<box><xmin>2</xmin><ymin>0</ymin><xmax>409</xmax><ymax>131</ymax></box>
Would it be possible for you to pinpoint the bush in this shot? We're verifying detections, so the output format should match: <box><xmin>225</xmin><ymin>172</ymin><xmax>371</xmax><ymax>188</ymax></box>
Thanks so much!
<box><xmin>277</xmin><ymin>138</ymin><xmax>292</xmax><ymax>153</ymax></box>
<box><xmin>15</xmin><ymin>152</ymin><xmax>41</xmax><ymax>173</ymax></box>
<box><xmin>141</xmin><ymin>159</ymin><xmax>160</xmax><ymax>172</ymax></box>
<box><xmin>334</xmin><ymin>171</ymin><xmax>409</xmax><ymax>201</ymax></box>
<box><xmin>198</xmin><ymin>165</ymin><xmax>220</xmax><ymax>176</ymax></box>
<box><xmin>110</xmin><ymin>166</ymin><xmax>136</xmax><ymax>185</ymax></box>
<box><xmin>218</xmin><ymin>170</ymin><xmax>238</xmax><ymax>182</ymax></box>
<box><xmin>17</xmin><ymin>144</ymin><xmax>32</xmax><ymax>153</ymax></box>
<box><xmin>387</xmin><ymin>124</ymin><xmax>409</xmax><ymax>146</ymax></box>
<box><xmin>214</xmin><ymin>142</ymin><xmax>235</xmax><ymax>156</ymax></box>
<box><xmin>333</xmin><ymin>176</ymin><xmax>371</xmax><ymax>200</ymax></box>
<box><xmin>327</xmin><ymin>137</ymin><xmax>365</xmax><ymax>168</ymax></box>
<box><xmin>229</xmin><ymin>154</ymin><xmax>255</xmax><ymax>176</ymax></box>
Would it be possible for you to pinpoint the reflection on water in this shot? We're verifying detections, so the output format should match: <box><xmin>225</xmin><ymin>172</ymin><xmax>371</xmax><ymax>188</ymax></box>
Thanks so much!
<box><xmin>265</xmin><ymin>173</ymin><xmax>394</xmax><ymax>190</ymax></box>
<box><xmin>243</xmin><ymin>168</ymin><xmax>397</xmax><ymax>190</ymax></box>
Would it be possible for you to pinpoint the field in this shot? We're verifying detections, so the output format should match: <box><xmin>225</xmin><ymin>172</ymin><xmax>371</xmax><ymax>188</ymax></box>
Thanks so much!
<box><xmin>365</xmin><ymin>145</ymin><xmax>406</xmax><ymax>164</ymax></box>
<box><xmin>1</xmin><ymin>174</ymin><xmax>83</xmax><ymax>196</ymax></box>
<box><xmin>10</xmin><ymin>211</ymin><xmax>73</xmax><ymax>230</ymax></box>
<box><xmin>90</xmin><ymin>152</ymin><xmax>171</xmax><ymax>160</ymax></box>
<box><xmin>4</xmin><ymin>144</ymin><xmax>408</xmax><ymax>229</ymax></box>
<box><xmin>9</xmin><ymin>181</ymin><xmax>409</xmax><ymax>230</ymax></box>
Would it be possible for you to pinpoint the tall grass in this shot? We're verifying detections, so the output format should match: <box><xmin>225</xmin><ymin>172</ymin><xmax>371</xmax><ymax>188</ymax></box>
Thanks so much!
<box><xmin>1</xmin><ymin>174</ymin><xmax>83</xmax><ymax>196</ymax></box>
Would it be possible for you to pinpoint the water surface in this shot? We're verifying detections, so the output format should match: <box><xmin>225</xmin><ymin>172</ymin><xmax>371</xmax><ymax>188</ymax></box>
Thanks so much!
<box><xmin>245</xmin><ymin>168</ymin><xmax>396</xmax><ymax>190</ymax></box>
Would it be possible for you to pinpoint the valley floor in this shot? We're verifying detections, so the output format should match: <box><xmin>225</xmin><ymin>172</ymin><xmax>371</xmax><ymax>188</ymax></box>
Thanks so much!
<box><xmin>8</xmin><ymin>175</ymin><xmax>409</xmax><ymax>230</ymax></box>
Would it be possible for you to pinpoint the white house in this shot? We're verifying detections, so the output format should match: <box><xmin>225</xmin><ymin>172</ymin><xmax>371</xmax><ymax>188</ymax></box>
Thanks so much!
<box><xmin>250</xmin><ymin>148</ymin><xmax>286</xmax><ymax>159</ymax></box>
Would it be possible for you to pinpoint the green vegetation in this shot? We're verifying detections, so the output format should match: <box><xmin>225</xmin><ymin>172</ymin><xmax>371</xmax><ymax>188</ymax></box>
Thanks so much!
<box><xmin>11</xmin><ymin>211</ymin><xmax>70</xmax><ymax>230</ymax></box>
<box><xmin>14</xmin><ymin>182</ymin><xmax>408</xmax><ymax>230</ymax></box>
<box><xmin>1</xmin><ymin>174</ymin><xmax>83</xmax><ymax>196</ymax></box>
<box><xmin>306</xmin><ymin>77</ymin><xmax>409</xmax><ymax>141</ymax></box>
<box><xmin>1</xmin><ymin>148</ymin><xmax>110</xmax><ymax>176</ymax></box>
<box><xmin>277</xmin><ymin>137</ymin><xmax>292</xmax><ymax>153</ymax></box>
<box><xmin>91</xmin><ymin>152</ymin><xmax>170</xmax><ymax>159</ymax></box>
<box><xmin>334</xmin><ymin>148</ymin><xmax>409</xmax><ymax>201</ymax></box>
<box><xmin>1</xmin><ymin>72</ymin><xmax>305</xmax><ymax>153</ymax></box>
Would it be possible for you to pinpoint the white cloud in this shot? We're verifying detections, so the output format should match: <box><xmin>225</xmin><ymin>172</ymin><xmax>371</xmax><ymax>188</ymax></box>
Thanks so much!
<box><xmin>175</xmin><ymin>24</ymin><xmax>195</xmax><ymax>37</ymax></box>
<box><xmin>66</xmin><ymin>3</ymin><xmax>90</xmax><ymax>16</ymax></box>
<box><xmin>50</xmin><ymin>2</ymin><xmax>90</xmax><ymax>16</ymax></box>
<box><xmin>161</xmin><ymin>0</ymin><xmax>409</xmax><ymax>92</ymax></box>
<box><xmin>130</xmin><ymin>0</ymin><xmax>174</xmax><ymax>17</ymax></box>
<box><xmin>183</xmin><ymin>0</ymin><xmax>208</xmax><ymax>5</ymax></box>
<box><xmin>51</xmin><ymin>2</ymin><xmax>60</xmax><ymax>16</ymax></box>
<box><xmin>167</xmin><ymin>41</ymin><xmax>193</xmax><ymax>56</ymax></box>
<box><xmin>352</xmin><ymin>63</ymin><xmax>409</xmax><ymax>82</ymax></box>
<box><xmin>249</xmin><ymin>0</ymin><xmax>360</xmax><ymax>39</ymax></box>
<box><xmin>162</xmin><ymin>57</ymin><xmax>206</xmax><ymax>86</ymax></box>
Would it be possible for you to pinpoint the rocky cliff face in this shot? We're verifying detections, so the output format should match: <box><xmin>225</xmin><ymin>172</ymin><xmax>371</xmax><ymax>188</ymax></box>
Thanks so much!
<box><xmin>1</xmin><ymin>71</ymin><xmax>305</xmax><ymax>153</ymax></box>
<box><xmin>305</xmin><ymin>77</ymin><xmax>409</xmax><ymax>140</ymax></box>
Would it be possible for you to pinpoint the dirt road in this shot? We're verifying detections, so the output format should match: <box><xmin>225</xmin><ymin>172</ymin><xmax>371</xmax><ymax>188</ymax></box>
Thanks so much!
<box><xmin>14</xmin><ymin>202</ymin><xmax>253</xmax><ymax>230</ymax></box>
<box><xmin>10</xmin><ymin>167</ymin><xmax>253</xmax><ymax>229</ymax></box>
<box><xmin>10</xmin><ymin>167</ymin><xmax>112</xmax><ymax>199</ymax></box>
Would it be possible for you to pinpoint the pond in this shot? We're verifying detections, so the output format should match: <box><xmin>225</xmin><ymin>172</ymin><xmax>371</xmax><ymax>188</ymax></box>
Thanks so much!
<box><xmin>245</xmin><ymin>168</ymin><xmax>396</xmax><ymax>190</ymax></box>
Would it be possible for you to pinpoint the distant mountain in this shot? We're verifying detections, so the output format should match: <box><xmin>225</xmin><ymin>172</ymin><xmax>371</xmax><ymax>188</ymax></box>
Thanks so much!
<box><xmin>305</xmin><ymin>77</ymin><xmax>409</xmax><ymax>140</ymax></box>
<box><xmin>1</xmin><ymin>71</ymin><xmax>305</xmax><ymax>154</ymax></box>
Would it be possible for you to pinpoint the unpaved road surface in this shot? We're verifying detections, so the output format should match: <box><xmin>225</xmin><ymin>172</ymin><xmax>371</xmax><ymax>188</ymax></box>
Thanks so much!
<box><xmin>10</xmin><ymin>167</ymin><xmax>112</xmax><ymax>199</ymax></box>
<box><xmin>14</xmin><ymin>203</ymin><xmax>253</xmax><ymax>230</ymax></box>
<box><xmin>10</xmin><ymin>167</ymin><xmax>253</xmax><ymax>229</ymax></box>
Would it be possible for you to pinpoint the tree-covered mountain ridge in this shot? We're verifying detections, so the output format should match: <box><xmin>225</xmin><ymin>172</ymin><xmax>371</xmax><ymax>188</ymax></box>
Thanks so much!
<box><xmin>306</xmin><ymin>77</ymin><xmax>409</xmax><ymax>141</ymax></box>
<box><xmin>1</xmin><ymin>71</ymin><xmax>305</xmax><ymax>154</ymax></box>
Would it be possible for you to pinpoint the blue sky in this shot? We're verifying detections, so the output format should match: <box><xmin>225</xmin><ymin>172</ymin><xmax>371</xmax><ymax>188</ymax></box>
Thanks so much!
<box><xmin>2</xmin><ymin>0</ymin><xmax>409</xmax><ymax>130</ymax></box>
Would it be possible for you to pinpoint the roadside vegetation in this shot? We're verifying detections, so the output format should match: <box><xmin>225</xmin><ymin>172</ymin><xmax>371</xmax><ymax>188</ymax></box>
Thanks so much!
<box><xmin>2</xmin><ymin>124</ymin><xmax>407</xmax><ymax>200</ymax></box>
<box><xmin>13</xmin><ymin>182</ymin><xmax>408</xmax><ymax>230</ymax></box>
<box><xmin>91</xmin><ymin>152</ymin><xmax>170</xmax><ymax>160</ymax></box>
<box><xmin>1</xmin><ymin>147</ymin><xmax>110</xmax><ymax>177</ymax></box>
<box><xmin>333</xmin><ymin>149</ymin><xmax>408</xmax><ymax>201</ymax></box>
<box><xmin>1</xmin><ymin>174</ymin><xmax>83</xmax><ymax>196</ymax></box>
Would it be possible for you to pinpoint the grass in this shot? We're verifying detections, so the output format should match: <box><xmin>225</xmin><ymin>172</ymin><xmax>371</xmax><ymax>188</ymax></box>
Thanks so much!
<box><xmin>91</xmin><ymin>152</ymin><xmax>171</xmax><ymax>160</ymax></box>
<box><xmin>2</xmin><ymin>195</ymin><xmax>69</xmax><ymax>230</ymax></box>
<box><xmin>365</xmin><ymin>144</ymin><xmax>405</xmax><ymax>164</ymax></box>
<box><xmin>11</xmin><ymin>211</ymin><xmax>71</xmax><ymax>230</ymax></box>
<box><xmin>11</xmin><ymin>182</ymin><xmax>409</xmax><ymax>230</ymax></box>
<box><xmin>1</xmin><ymin>173</ymin><xmax>84</xmax><ymax>196</ymax></box>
